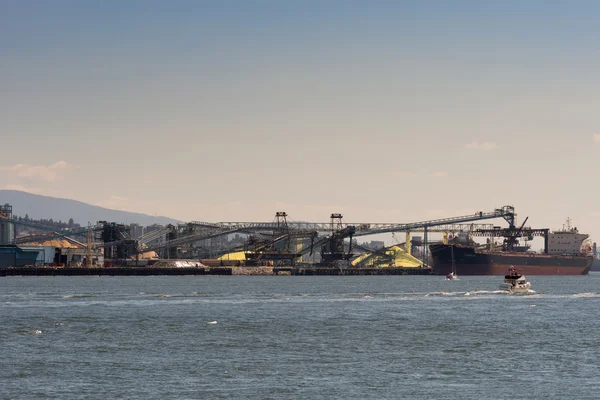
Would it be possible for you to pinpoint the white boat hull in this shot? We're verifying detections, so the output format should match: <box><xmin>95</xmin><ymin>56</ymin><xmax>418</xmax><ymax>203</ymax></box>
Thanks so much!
<box><xmin>499</xmin><ymin>282</ymin><xmax>531</xmax><ymax>294</ymax></box>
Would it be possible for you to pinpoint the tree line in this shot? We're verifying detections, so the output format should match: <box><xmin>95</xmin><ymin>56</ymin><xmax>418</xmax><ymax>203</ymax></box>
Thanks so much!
<box><xmin>14</xmin><ymin>215</ymin><xmax>82</xmax><ymax>236</ymax></box>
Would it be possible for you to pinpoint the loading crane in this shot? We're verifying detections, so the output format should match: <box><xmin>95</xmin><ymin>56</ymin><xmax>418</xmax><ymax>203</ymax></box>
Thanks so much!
<box><xmin>292</xmin><ymin>206</ymin><xmax>516</xmax><ymax>264</ymax></box>
<box><xmin>9</xmin><ymin>219</ymin><xmax>105</xmax><ymax>243</ymax></box>
<box><xmin>353</xmin><ymin>206</ymin><xmax>516</xmax><ymax>264</ymax></box>
<box><xmin>243</xmin><ymin>212</ymin><xmax>317</xmax><ymax>266</ymax></box>
<box><xmin>140</xmin><ymin>227</ymin><xmax>241</xmax><ymax>255</ymax></box>
<box><xmin>243</xmin><ymin>233</ymin><xmax>302</xmax><ymax>266</ymax></box>
<box><xmin>317</xmin><ymin>214</ymin><xmax>356</xmax><ymax>266</ymax></box>
<box><xmin>183</xmin><ymin>206</ymin><xmax>516</xmax><ymax>265</ymax></box>
<box><xmin>195</xmin><ymin>206</ymin><xmax>515</xmax><ymax>235</ymax></box>
<box><xmin>470</xmin><ymin>219</ymin><xmax>551</xmax><ymax>253</ymax></box>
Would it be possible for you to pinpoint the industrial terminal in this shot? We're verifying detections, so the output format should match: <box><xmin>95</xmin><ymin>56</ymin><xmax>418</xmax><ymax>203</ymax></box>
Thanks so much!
<box><xmin>0</xmin><ymin>204</ymin><xmax>597</xmax><ymax>276</ymax></box>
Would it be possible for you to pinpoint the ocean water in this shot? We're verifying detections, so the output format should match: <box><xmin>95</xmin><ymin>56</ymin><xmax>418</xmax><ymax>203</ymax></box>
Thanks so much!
<box><xmin>2</xmin><ymin>273</ymin><xmax>600</xmax><ymax>399</ymax></box>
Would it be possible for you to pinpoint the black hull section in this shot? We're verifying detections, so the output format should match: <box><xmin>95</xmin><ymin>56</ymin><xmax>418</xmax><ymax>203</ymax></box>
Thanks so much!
<box><xmin>430</xmin><ymin>244</ymin><xmax>592</xmax><ymax>276</ymax></box>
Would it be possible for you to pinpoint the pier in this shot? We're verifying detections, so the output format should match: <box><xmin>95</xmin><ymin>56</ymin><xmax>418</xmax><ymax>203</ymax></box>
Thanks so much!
<box><xmin>0</xmin><ymin>266</ymin><xmax>432</xmax><ymax>277</ymax></box>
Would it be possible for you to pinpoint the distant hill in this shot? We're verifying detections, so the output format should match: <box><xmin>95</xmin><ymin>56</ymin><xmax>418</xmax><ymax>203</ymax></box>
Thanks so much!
<box><xmin>0</xmin><ymin>190</ymin><xmax>181</xmax><ymax>226</ymax></box>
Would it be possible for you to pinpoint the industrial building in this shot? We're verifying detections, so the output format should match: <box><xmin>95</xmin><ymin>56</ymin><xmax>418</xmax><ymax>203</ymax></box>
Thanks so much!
<box><xmin>18</xmin><ymin>234</ymin><xmax>104</xmax><ymax>267</ymax></box>
<box><xmin>0</xmin><ymin>245</ymin><xmax>40</xmax><ymax>268</ymax></box>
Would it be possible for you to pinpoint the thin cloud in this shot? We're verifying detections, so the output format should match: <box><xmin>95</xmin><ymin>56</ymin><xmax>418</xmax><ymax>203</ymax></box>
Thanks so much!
<box><xmin>0</xmin><ymin>161</ymin><xmax>75</xmax><ymax>182</ymax></box>
<box><xmin>95</xmin><ymin>196</ymin><xmax>129</xmax><ymax>210</ymax></box>
<box><xmin>430</xmin><ymin>171</ymin><xmax>448</xmax><ymax>177</ymax></box>
<box><xmin>593</xmin><ymin>134</ymin><xmax>600</xmax><ymax>143</ymax></box>
<box><xmin>465</xmin><ymin>141</ymin><xmax>497</xmax><ymax>150</ymax></box>
<box><xmin>396</xmin><ymin>171</ymin><xmax>417</xmax><ymax>177</ymax></box>
<box><xmin>93</xmin><ymin>196</ymin><xmax>168</xmax><ymax>217</ymax></box>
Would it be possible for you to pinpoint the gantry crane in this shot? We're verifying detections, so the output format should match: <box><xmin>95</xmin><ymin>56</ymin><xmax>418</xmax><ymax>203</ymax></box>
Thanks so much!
<box><xmin>318</xmin><ymin>214</ymin><xmax>356</xmax><ymax>266</ymax></box>
<box><xmin>243</xmin><ymin>212</ymin><xmax>316</xmax><ymax>266</ymax></box>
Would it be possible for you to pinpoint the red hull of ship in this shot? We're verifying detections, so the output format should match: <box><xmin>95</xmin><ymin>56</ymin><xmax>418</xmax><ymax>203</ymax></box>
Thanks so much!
<box><xmin>438</xmin><ymin>263</ymin><xmax>590</xmax><ymax>276</ymax></box>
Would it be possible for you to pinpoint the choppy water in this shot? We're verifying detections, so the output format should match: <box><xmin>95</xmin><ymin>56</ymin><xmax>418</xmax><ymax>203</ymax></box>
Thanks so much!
<box><xmin>2</xmin><ymin>273</ymin><xmax>600</xmax><ymax>399</ymax></box>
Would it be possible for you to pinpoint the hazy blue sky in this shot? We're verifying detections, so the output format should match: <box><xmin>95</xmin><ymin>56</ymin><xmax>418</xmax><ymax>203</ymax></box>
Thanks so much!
<box><xmin>1</xmin><ymin>1</ymin><xmax>600</xmax><ymax>242</ymax></box>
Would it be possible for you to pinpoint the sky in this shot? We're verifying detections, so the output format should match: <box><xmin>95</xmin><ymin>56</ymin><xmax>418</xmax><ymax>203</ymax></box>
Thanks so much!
<box><xmin>1</xmin><ymin>1</ymin><xmax>600</xmax><ymax>243</ymax></box>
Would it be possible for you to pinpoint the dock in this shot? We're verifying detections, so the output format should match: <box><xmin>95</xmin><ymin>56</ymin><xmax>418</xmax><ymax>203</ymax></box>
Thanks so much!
<box><xmin>0</xmin><ymin>266</ymin><xmax>432</xmax><ymax>277</ymax></box>
<box><xmin>0</xmin><ymin>266</ymin><xmax>232</xmax><ymax>277</ymax></box>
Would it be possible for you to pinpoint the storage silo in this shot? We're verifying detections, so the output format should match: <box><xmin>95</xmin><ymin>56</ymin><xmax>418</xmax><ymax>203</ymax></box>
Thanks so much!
<box><xmin>0</xmin><ymin>204</ymin><xmax>15</xmax><ymax>245</ymax></box>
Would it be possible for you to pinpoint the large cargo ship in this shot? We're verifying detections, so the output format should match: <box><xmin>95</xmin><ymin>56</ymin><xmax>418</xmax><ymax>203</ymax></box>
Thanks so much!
<box><xmin>430</xmin><ymin>219</ymin><xmax>593</xmax><ymax>275</ymax></box>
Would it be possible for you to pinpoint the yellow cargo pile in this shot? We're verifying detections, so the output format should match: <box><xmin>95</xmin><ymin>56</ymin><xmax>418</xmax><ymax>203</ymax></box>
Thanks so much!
<box><xmin>217</xmin><ymin>251</ymin><xmax>247</xmax><ymax>261</ymax></box>
<box><xmin>351</xmin><ymin>245</ymin><xmax>426</xmax><ymax>268</ymax></box>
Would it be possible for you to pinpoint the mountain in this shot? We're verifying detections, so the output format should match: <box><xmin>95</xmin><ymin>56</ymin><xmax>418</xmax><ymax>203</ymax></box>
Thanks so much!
<box><xmin>0</xmin><ymin>190</ymin><xmax>181</xmax><ymax>226</ymax></box>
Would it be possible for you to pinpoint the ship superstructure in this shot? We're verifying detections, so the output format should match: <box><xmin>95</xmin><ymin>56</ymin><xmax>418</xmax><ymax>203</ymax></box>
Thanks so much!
<box><xmin>547</xmin><ymin>218</ymin><xmax>590</xmax><ymax>255</ymax></box>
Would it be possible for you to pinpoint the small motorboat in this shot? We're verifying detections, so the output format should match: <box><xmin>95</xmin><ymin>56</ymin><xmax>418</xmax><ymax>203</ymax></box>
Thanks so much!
<box><xmin>446</xmin><ymin>272</ymin><xmax>458</xmax><ymax>280</ymax></box>
<box><xmin>499</xmin><ymin>266</ymin><xmax>531</xmax><ymax>294</ymax></box>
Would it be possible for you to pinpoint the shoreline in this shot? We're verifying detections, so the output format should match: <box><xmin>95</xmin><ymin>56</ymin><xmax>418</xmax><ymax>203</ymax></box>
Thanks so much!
<box><xmin>0</xmin><ymin>266</ymin><xmax>433</xmax><ymax>277</ymax></box>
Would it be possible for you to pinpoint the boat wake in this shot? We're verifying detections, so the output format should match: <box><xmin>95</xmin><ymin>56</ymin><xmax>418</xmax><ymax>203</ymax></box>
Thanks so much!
<box><xmin>21</xmin><ymin>329</ymin><xmax>42</xmax><ymax>335</ymax></box>
<box><xmin>425</xmin><ymin>292</ymin><xmax>461</xmax><ymax>297</ymax></box>
<box><xmin>571</xmin><ymin>292</ymin><xmax>600</xmax><ymax>298</ymax></box>
<box><xmin>425</xmin><ymin>289</ymin><xmax>542</xmax><ymax>298</ymax></box>
<box><xmin>427</xmin><ymin>290</ymin><xmax>507</xmax><ymax>297</ymax></box>
<box><xmin>465</xmin><ymin>290</ymin><xmax>506</xmax><ymax>296</ymax></box>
